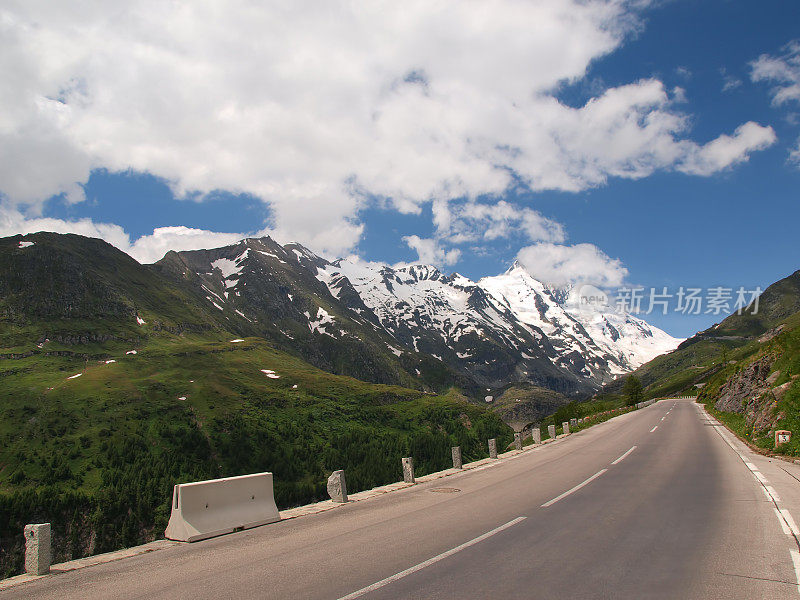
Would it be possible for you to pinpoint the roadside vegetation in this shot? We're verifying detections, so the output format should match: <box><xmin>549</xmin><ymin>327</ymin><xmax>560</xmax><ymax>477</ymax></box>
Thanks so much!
<box><xmin>0</xmin><ymin>336</ymin><xmax>511</xmax><ymax>578</ymax></box>
<box><xmin>697</xmin><ymin>311</ymin><xmax>800</xmax><ymax>457</ymax></box>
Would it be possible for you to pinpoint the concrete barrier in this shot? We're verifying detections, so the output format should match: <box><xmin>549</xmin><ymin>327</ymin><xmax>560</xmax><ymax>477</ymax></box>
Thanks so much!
<box><xmin>402</xmin><ymin>457</ymin><xmax>415</xmax><ymax>483</ymax></box>
<box><xmin>24</xmin><ymin>523</ymin><xmax>50</xmax><ymax>575</ymax></box>
<box><xmin>562</xmin><ymin>421</ymin><xmax>570</xmax><ymax>435</ymax></box>
<box><xmin>165</xmin><ymin>472</ymin><xmax>281</xmax><ymax>542</ymax></box>
<box><xmin>452</xmin><ymin>446</ymin><xmax>462</xmax><ymax>469</ymax></box>
<box><xmin>570</xmin><ymin>418</ymin><xmax>577</xmax><ymax>428</ymax></box>
<box><xmin>327</xmin><ymin>470</ymin><xmax>348</xmax><ymax>503</ymax></box>
<box><xmin>532</xmin><ymin>427</ymin><xmax>541</xmax><ymax>444</ymax></box>
<box><xmin>514</xmin><ymin>432</ymin><xmax>523</xmax><ymax>451</ymax></box>
<box><xmin>488</xmin><ymin>438</ymin><xmax>498</xmax><ymax>459</ymax></box>
<box><xmin>548</xmin><ymin>424</ymin><xmax>556</xmax><ymax>439</ymax></box>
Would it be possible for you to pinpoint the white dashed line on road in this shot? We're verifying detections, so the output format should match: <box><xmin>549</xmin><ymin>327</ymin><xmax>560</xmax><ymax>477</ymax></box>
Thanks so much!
<box><xmin>542</xmin><ymin>470</ymin><xmax>607</xmax><ymax>508</ymax></box>
<box><xmin>337</xmin><ymin>517</ymin><xmax>527</xmax><ymax>600</ymax></box>
<box><xmin>611</xmin><ymin>446</ymin><xmax>637</xmax><ymax>465</ymax></box>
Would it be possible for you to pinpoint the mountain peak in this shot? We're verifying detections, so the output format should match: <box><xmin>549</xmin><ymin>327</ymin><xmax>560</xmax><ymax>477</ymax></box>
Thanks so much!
<box><xmin>504</xmin><ymin>260</ymin><xmax>527</xmax><ymax>275</ymax></box>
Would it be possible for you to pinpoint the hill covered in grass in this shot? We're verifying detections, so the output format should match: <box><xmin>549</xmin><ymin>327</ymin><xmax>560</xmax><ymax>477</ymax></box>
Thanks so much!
<box><xmin>0</xmin><ymin>233</ymin><xmax>511</xmax><ymax>577</ymax></box>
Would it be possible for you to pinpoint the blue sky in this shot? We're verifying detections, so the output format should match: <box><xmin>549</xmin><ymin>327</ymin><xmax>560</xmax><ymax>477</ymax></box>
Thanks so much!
<box><xmin>2</xmin><ymin>0</ymin><xmax>800</xmax><ymax>338</ymax></box>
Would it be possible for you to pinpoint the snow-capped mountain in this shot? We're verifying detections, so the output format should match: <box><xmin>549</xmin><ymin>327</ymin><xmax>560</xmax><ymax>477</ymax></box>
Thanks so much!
<box><xmin>479</xmin><ymin>262</ymin><xmax>680</xmax><ymax>375</ymax></box>
<box><xmin>156</xmin><ymin>237</ymin><xmax>680</xmax><ymax>397</ymax></box>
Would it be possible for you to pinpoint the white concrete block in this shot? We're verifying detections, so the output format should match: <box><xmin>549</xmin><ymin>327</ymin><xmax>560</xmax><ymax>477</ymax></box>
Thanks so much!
<box><xmin>488</xmin><ymin>438</ymin><xmax>498</xmax><ymax>459</ymax></box>
<box><xmin>563</xmin><ymin>421</ymin><xmax>570</xmax><ymax>435</ymax></box>
<box><xmin>548</xmin><ymin>424</ymin><xmax>556</xmax><ymax>439</ymax></box>
<box><xmin>165</xmin><ymin>472</ymin><xmax>281</xmax><ymax>542</ymax></box>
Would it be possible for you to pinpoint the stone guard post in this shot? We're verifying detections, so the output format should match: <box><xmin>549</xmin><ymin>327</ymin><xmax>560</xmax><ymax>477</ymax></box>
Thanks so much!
<box><xmin>563</xmin><ymin>421</ymin><xmax>570</xmax><ymax>435</ymax></box>
<box><xmin>25</xmin><ymin>523</ymin><xmax>51</xmax><ymax>576</ymax></box>
<box><xmin>452</xmin><ymin>446</ymin><xmax>463</xmax><ymax>469</ymax></box>
<box><xmin>402</xmin><ymin>457</ymin><xmax>415</xmax><ymax>483</ymax></box>
<box><xmin>548</xmin><ymin>424</ymin><xmax>556</xmax><ymax>440</ymax></box>
<box><xmin>488</xmin><ymin>438</ymin><xmax>498</xmax><ymax>459</ymax></box>
<box><xmin>532</xmin><ymin>427</ymin><xmax>541</xmax><ymax>444</ymax></box>
<box><xmin>514</xmin><ymin>432</ymin><xmax>523</xmax><ymax>451</ymax></box>
<box><xmin>327</xmin><ymin>470</ymin><xmax>348</xmax><ymax>503</ymax></box>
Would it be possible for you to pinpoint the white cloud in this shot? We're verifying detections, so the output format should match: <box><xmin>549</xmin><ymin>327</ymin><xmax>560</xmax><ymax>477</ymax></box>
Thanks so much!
<box><xmin>0</xmin><ymin>205</ymin><xmax>253</xmax><ymax>263</ymax></box>
<box><xmin>434</xmin><ymin>199</ymin><xmax>565</xmax><ymax>245</ymax></box>
<box><xmin>128</xmin><ymin>227</ymin><xmax>249</xmax><ymax>264</ymax></box>
<box><xmin>719</xmin><ymin>67</ymin><xmax>742</xmax><ymax>93</ymax></box>
<box><xmin>677</xmin><ymin>121</ymin><xmax>776</xmax><ymax>176</ymax></box>
<box><xmin>790</xmin><ymin>136</ymin><xmax>800</xmax><ymax>166</ymax></box>
<box><xmin>0</xmin><ymin>206</ymin><xmax>130</xmax><ymax>249</ymax></box>
<box><xmin>0</xmin><ymin>1</ymin><xmax>777</xmax><ymax>257</ymax></box>
<box><xmin>402</xmin><ymin>235</ymin><xmax>461</xmax><ymax>267</ymax></box>
<box><xmin>516</xmin><ymin>242</ymin><xmax>628</xmax><ymax>287</ymax></box>
<box><xmin>751</xmin><ymin>41</ymin><xmax>800</xmax><ymax>106</ymax></box>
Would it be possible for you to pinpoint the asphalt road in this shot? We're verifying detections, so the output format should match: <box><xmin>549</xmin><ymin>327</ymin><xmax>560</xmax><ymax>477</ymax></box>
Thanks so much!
<box><xmin>9</xmin><ymin>399</ymin><xmax>800</xmax><ymax>599</ymax></box>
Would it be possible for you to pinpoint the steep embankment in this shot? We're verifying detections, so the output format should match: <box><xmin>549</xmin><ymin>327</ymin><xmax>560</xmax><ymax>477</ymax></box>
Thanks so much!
<box><xmin>697</xmin><ymin>311</ymin><xmax>800</xmax><ymax>456</ymax></box>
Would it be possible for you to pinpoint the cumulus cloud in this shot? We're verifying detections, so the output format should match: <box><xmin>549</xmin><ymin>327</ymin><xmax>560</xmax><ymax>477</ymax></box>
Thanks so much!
<box><xmin>516</xmin><ymin>242</ymin><xmax>628</xmax><ymax>288</ymax></box>
<box><xmin>0</xmin><ymin>205</ymin><xmax>129</xmax><ymax>248</ymax></box>
<box><xmin>433</xmin><ymin>199</ymin><xmax>565</xmax><ymax>245</ymax></box>
<box><xmin>677</xmin><ymin>122</ymin><xmax>776</xmax><ymax>176</ymax></box>
<box><xmin>0</xmin><ymin>205</ymin><xmax>253</xmax><ymax>263</ymax></box>
<box><xmin>128</xmin><ymin>227</ymin><xmax>250</xmax><ymax>264</ymax></box>
<box><xmin>0</xmin><ymin>1</ymin><xmax>777</xmax><ymax>256</ymax></box>
<box><xmin>402</xmin><ymin>235</ymin><xmax>461</xmax><ymax>267</ymax></box>
<box><xmin>751</xmin><ymin>41</ymin><xmax>800</xmax><ymax>106</ymax></box>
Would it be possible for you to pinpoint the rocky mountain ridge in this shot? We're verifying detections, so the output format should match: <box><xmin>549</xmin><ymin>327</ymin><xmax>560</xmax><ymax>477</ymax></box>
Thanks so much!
<box><xmin>156</xmin><ymin>236</ymin><xmax>680</xmax><ymax>396</ymax></box>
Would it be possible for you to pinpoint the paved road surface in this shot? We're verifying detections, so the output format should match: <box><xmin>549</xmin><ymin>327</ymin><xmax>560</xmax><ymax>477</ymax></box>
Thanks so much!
<box><xmin>8</xmin><ymin>399</ymin><xmax>800</xmax><ymax>599</ymax></box>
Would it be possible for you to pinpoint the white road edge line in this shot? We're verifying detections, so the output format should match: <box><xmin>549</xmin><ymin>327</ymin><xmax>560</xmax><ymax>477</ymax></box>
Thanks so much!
<box><xmin>782</xmin><ymin>509</ymin><xmax>800</xmax><ymax>537</ymax></box>
<box><xmin>767</xmin><ymin>486</ymin><xmax>782</xmax><ymax>502</ymax></box>
<box><xmin>542</xmin><ymin>469</ymin><xmax>608</xmax><ymax>508</ymax></box>
<box><xmin>650</xmin><ymin>426</ymin><xmax>658</xmax><ymax>433</ymax></box>
<box><xmin>611</xmin><ymin>446</ymin><xmax>637</xmax><ymax>465</ymax></box>
<box><xmin>336</xmin><ymin>517</ymin><xmax>527</xmax><ymax>600</ymax></box>
<box><xmin>699</xmin><ymin>402</ymin><xmax>800</xmax><ymax>590</ymax></box>
<box><xmin>791</xmin><ymin>550</ymin><xmax>800</xmax><ymax>597</ymax></box>
<box><xmin>776</xmin><ymin>508</ymin><xmax>792</xmax><ymax>535</ymax></box>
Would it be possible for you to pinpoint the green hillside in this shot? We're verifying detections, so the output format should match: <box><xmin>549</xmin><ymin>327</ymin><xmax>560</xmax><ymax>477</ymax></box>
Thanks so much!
<box><xmin>696</xmin><ymin>311</ymin><xmax>800</xmax><ymax>456</ymax></box>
